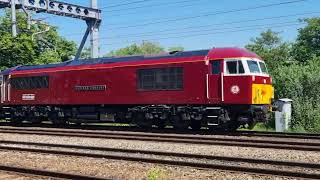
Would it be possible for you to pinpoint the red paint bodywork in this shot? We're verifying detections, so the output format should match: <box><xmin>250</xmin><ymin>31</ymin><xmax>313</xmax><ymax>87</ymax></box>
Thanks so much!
<box><xmin>5</xmin><ymin>47</ymin><xmax>271</xmax><ymax>106</ymax></box>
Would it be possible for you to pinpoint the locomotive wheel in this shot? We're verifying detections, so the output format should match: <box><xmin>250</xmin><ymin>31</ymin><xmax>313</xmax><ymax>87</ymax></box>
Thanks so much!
<box><xmin>52</xmin><ymin>119</ymin><xmax>66</xmax><ymax>127</ymax></box>
<box><xmin>172</xmin><ymin>115</ymin><xmax>189</xmax><ymax>130</ymax></box>
<box><xmin>75</xmin><ymin>123</ymin><xmax>82</xmax><ymax>126</ymax></box>
<box><xmin>134</xmin><ymin>113</ymin><xmax>152</xmax><ymax>129</ymax></box>
<box><xmin>155</xmin><ymin>119</ymin><xmax>166</xmax><ymax>129</ymax></box>
<box><xmin>190</xmin><ymin>120</ymin><xmax>201</xmax><ymax>131</ymax></box>
<box><xmin>30</xmin><ymin>116</ymin><xmax>42</xmax><ymax>125</ymax></box>
<box><xmin>27</xmin><ymin>111</ymin><xmax>42</xmax><ymax>124</ymax></box>
<box><xmin>10</xmin><ymin>117</ymin><xmax>23</xmax><ymax>126</ymax></box>
<box><xmin>50</xmin><ymin>112</ymin><xmax>66</xmax><ymax>127</ymax></box>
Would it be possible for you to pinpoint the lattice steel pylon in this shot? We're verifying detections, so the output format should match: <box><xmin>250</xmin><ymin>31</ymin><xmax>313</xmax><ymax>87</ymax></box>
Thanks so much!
<box><xmin>0</xmin><ymin>0</ymin><xmax>102</xmax><ymax>60</ymax></box>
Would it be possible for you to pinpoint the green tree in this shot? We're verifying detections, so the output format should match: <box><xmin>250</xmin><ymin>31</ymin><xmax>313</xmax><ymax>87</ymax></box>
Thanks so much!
<box><xmin>245</xmin><ymin>29</ymin><xmax>291</xmax><ymax>70</ymax></box>
<box><xmin>80</xmin><ymin>47</ymin><xmax>91</xmax><ymax>59</ymax></box>
<box><xmin>140</xmin><ymin>41</ymin><xmax>165</xmax><ymax>55</ymax></box>
<box><xmin>33</xmin><ymin>25</ymin><xmax>77</xmax><ymax>62</ymax></box>
<box><xmin>0</xmin><ymin>10</ymin><xmax>77</xmax><ymax>70</ymax></box>
<box><xmin>36</xmin><ymin>49</ymin><xmax>61</xmax><ymax>64</ymax></box>
<box><xmin>247</xmin><ymin>27</ymin><xmax>320</xmax><ymax>133</ymax></box>
<box><xmin>272</xmin><ymin>58</ymin><xmax>320</xmax><ymax>133</ymax></box>
<box><xmin>292</xmin><ymin>18</ymin><xmax>320</xmax><ymax>62</ymax></box>
<box><xmin>0</xmin><ymin>32</ymin><xmax>37</xmax><ymax>69</ymax></box>
<box><xmin>107</xmin><ymin>41</ymin><xmax>166</xmax><ymax>56</ymax></box>
<box><xmin>106</xmin><ymin>42</ymin><xmax>186</xmax><ymax>57</ymax></box>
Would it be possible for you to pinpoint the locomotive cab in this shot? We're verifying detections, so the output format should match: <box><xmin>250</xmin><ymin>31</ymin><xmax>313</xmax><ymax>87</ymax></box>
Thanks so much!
<box><xmin>222</xmin><ymin>58</ymin><xmax>273</xmax><ymax>105</ymax></box>
<box><xmin>207</xmin><ymin>57</ymin><xmax>274</xmax><ymax>128</ymax></box>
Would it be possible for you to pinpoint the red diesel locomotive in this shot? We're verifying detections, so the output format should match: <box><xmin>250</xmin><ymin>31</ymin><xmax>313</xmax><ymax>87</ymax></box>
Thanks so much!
<box><xmin>0</xmin><ymin>47</ymin><xmax>274</xmax><ymax>131</ymax></box>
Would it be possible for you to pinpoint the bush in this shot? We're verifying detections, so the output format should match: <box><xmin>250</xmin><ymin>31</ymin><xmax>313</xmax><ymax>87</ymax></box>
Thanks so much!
<box><xmin>272</xmin><ymin>57</ymin><xmax>320</xmax><ymax>133</ymax></box>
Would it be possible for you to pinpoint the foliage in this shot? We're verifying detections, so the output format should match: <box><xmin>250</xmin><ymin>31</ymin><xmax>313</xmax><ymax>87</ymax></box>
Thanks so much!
<box><xmin>0</xmin><ymin>10</ymin><xmax>76</xmax><ymax>70</ymax></box>
<box><xmin>108</xmin><ymin>42</ymin><xmax>165</xmax><ymax>56</ymax></box>
<box><xmin>272</xmin><ymin>58</ymin><xmax>320</xmax><ymax>133</ymax></box>
<box><xmin>147</xmin><ymin>168</ymin><xmax>166</xmax><ymax>180</ymax></box>
<box><xmin>0</xmin><ymin>32</ymin><xmax>37</xmax><ymax>69</ymax></box>
<box><xmin>168</xmin><ymin>46</ymin><xmax>184</xmax><ymax>52</ymax></box>
<box><xmin>250</xmin><ymin>123</ymin><xmax>275</xmax><ymax>132</ymax></box>
<box><xmin>80</xmin><ymin>47</ymin><xmax>91</xmax><ymax>59</ymax></box>
<box><xmin>107</xmin><ymin>41</ymin><xmax>185</xmax><ymax>56</ymax></box>
<box><xmin>292</xmin><ymin>18</ymin><xmax>320</xmax><ymax>62</ymax></box>
<box><xmin>245</xmin><ymin>29</ymin><xmax>292</xmax><ymax>70</ymax></box>
<box><xmin>247</xmin><ymin>19</ymin><xmax>320</xmax><ymax>133</ymax></box>
<box><xmin>35</xmin><ymin>49</ymin><xmax>61</xmax><ymax>64</ymax></box>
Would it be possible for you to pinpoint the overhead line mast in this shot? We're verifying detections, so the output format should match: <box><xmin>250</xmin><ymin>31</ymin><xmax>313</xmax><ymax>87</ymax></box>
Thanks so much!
<box><xmin>10</xmin><ymin>0</ymin><xmax>16</xmax><ymax>37</ymax></box>
<box><xmin>90</xmin><ymin>0</ymin><xmax>99</xmax><ymax>59</ymax></box>
<box><xmin>0</xmin><ymin>0</ymin><xmax>101</xmax><ymax>59</ymax></box>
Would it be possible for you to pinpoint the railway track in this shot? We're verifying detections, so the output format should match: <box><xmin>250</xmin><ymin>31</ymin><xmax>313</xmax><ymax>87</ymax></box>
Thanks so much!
<box><xmin>1</xmin><ymin>122</ymin><xmax>319</xmax><ymax>140</ymax></box>
<box><xmin>0</xmin><ymin>140</ymin><xmax>319</xmax><ymax>179</ymax></box>
<box><xmin>0</xmin><ymin>165</ymin><xmax>106</xmax><ymax>180</ymax></box>
<box><xmin>0</xmin><ymin>127</ymin><xmax>319</xmax><ymax>151</ymax></box>
<box><xmin>233</xmin><ymin>130</ymin><xmax>320</xmax><ymax>140</ymax></box>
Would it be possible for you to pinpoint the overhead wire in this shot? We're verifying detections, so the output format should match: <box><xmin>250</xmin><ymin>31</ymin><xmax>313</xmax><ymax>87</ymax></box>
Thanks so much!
<box><xmin>100</xmin><ymin>22</ymin><xmax>304</xmax><ymax>46</ymax></box>
<box><xmin>100</xmin><ymin>0</ymin><xmax>156</xmax><ymax>9</ymax></box>
<box><xmin>100</xmin><ymin>12</ymin><xmax>318</xmax><ymax>40</ymax></box>
<box><xmin>62</xmin><ymin>0</ymin><xmax>309</xmax><ymax>37</ymax></box>
<box><xmin>104</xmin><ymin>0</ymin><xmax>308</xmax><ymax>29</ymax></box>
<box><xmin>98</xmin><ymin>20</ymin><xmax>303</xmax><ymax>41</ymax></box>
<box><xmin>106</xmin><ymin>3</ymin><xmax>201</xmax><ymax>17</ymax></box>
<box><xmin>104</xmin><ymin>0</ymin><xmax>206</xmax><ymax>13</ymax></box>
<box><xmin>57</xmin><ymin>0</ymin><xmax>311</xmax><ymax>51</ymax></box>
<box><xmin>62</xmin><ymin>11</ymin><xmax>316</xmax><ymax>38</ymax></box>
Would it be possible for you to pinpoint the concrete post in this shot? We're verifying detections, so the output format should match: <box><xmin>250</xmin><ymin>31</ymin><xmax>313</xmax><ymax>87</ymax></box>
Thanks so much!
<box><xmin>90</xmin><ymin>0</ymin><xmax>99</xmax><ymax>58</ymax></box>
<box><xmin>11</xmin><ymin>0</ymin><xmax>17</xmax><ymax>37</ymax></box>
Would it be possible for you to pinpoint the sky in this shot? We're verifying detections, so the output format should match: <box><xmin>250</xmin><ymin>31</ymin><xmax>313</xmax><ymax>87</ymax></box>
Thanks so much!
<box><xmin>1</xmin><ymin>0</ymin><xmax>320</xmax><ymax>56</ymax></box>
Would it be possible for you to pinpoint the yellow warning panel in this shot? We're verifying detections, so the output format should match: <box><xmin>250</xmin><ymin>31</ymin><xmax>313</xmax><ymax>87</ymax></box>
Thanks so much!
<box><xmin>252</xmin><ymin>84</ymin><xmax>274</xmax><ymax>105</ymax></box>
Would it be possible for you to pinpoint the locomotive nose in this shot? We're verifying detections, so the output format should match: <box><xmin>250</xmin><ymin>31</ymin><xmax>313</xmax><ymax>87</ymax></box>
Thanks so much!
<box><xmin>252</xmin><ymin>83</ymin><xmax>274</xmax><ymax>105</ymax></box>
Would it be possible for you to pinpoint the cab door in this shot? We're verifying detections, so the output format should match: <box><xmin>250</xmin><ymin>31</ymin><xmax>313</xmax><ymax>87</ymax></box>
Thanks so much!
<box><xmin>223</xmin><ymin>60</ymin><xmax>249</xmax><ymax>104</ymax></box>
<box><xmin>0</xmin><ymin>75</ymin><xmax>3</xmax><ymax>103</ymax></box>
<box><xmin>1</xmin><ymin>75</ymin><xmax>9</xmax><ymax>103</ymax></box>
<box><xmin>207</xmin><ymin>60</ymin><xmax>223</xmax><ymax>104</ymax></box>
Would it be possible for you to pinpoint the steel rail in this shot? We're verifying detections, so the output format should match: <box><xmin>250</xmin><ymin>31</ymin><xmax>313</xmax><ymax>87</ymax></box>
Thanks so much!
<box><xmin>0</xmin><ymin>128</ymin><xmax>319</xmax><ymax>151</ymax></box>
<box><xmin>0</xmin><ymin>165</ymin><xmax>107</xmax><ymax>180</ymax></box>
<box><xmin>237</xmin><ymin>130</ymin><xmax>320</xmax><ymax>140</ymax></box>
<box><xmin>1</xmin><ymin>140</ymin><xmax>320</xmax><ymax>169</ymax></box>
<box><xmin>0</xmin><ymin>125</ymin><xmax>319</xmax><ymax>140</ymax></box>
<box><xmin>0</xmin><ymin>142</ymin><xmax>319</xmax><ymax>179</ymax></box>
<box><xmin>0</xmin><ymin>127</ymin><xmax>320</xmax><ymax>144</ymax></box>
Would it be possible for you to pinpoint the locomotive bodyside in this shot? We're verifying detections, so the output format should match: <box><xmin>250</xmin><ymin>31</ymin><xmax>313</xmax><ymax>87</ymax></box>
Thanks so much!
<box><xmin>0</xmin><ymin>48</ymin><xmax>274</xmax><ymax>130</ymax></box>
<box><xmin>8</xmin><ymin>53</ymin><xmax>209</xmax><ymax>105</ymax></box>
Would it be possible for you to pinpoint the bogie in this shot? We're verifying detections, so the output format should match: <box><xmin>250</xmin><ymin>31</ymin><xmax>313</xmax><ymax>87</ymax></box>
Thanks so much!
<box><xmin>1</xmin><ymin>104</ymin><xmax>268</xmax><ymax>131</ymax></box>
<box><xmin>134</xmin><ymin>112</ymin><xmax>153</xmax><ymax>129</ymax></box>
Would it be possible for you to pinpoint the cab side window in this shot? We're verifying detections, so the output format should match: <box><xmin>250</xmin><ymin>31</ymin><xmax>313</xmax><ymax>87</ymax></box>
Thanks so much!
<box><xmin>226</xmin><ymin>60</ymin><xmax>245</xmax><ymax>74</ymax></box>
<box><xmin>211</xmin><ymin>61</ymin><xmax>221</xmax><ymax>74</ymax></box>
<box><xmin>11</xmin><ymin>76</ymin><xmax>49</xmax><ymax>89</ymax></box>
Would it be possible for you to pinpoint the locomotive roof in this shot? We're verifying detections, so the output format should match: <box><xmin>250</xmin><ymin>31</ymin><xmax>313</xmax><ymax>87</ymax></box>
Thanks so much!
<box><xmin>13</xmin><ymin>49</ymin><xmax>210</xmax><ymax>72</ymax></box>
<box><xmin>1</xmin><ymin>47</ymin><xmax>261</xmax><ymax>75</ymax></box>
